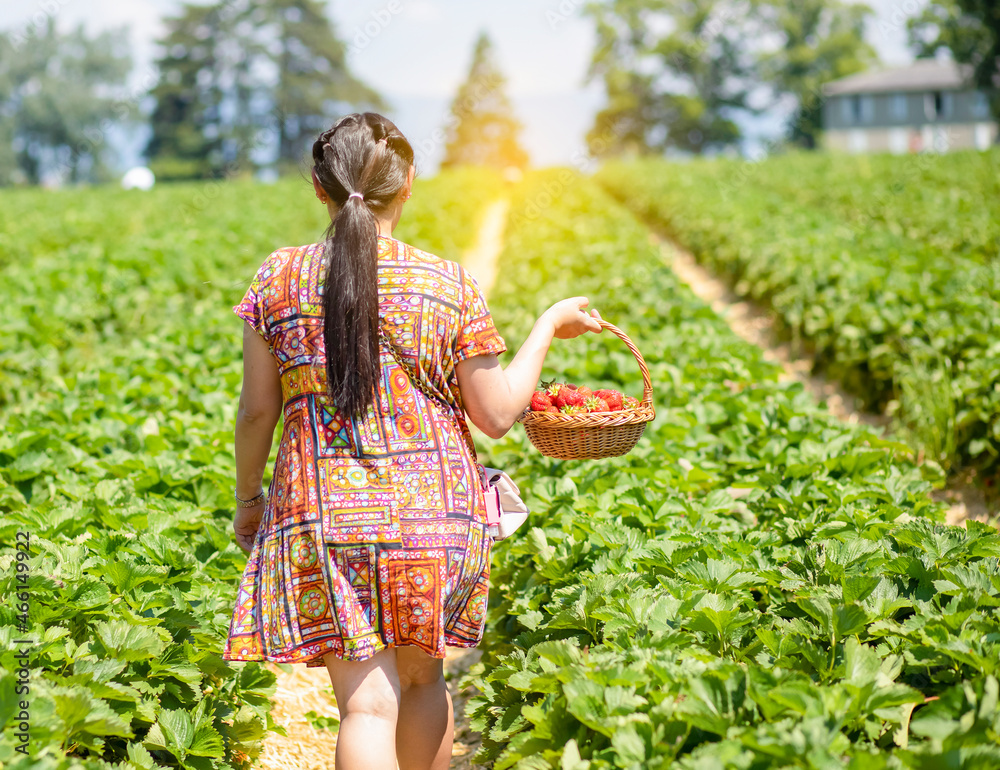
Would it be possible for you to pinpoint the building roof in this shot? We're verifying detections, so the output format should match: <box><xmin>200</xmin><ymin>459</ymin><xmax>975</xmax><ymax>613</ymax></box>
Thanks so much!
<box><xmin>823</xmin><ymin>59</ymin><xmax>974</xmax><ymax>95</ymax></box>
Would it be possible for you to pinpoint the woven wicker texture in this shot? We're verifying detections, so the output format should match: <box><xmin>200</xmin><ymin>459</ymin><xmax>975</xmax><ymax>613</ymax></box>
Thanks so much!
<box><xmin>519</xmin><ymin>320</ymin><xmax>655</xmax><ymax>459</ymax></box>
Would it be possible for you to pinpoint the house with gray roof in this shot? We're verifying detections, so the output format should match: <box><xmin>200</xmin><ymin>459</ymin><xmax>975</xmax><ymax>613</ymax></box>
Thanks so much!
<box><xmin>821</xmin><ymin>59</ymin><xmax>997</xmax><ymax>154</ymax></box>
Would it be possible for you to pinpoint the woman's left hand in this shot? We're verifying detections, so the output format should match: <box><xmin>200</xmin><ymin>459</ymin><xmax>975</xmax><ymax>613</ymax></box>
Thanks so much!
<box><xmin>234</xmin><ymin>504</ymin><xmax>264</xmax><ymax>553</ymax></box>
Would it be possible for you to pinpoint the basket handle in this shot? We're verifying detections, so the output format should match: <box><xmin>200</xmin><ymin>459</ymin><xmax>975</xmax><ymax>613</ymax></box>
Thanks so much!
<box><xmin>595</xmin><ymin>319</ymin><xmax>654</xmax><ymax>408</ymax></box>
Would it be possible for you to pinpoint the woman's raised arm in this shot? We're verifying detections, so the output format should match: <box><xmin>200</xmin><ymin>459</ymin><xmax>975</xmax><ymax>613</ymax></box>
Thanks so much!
<box><xmin>456</xmin><ymin>297</ymin><xmax>602</xmax><ymax>439</ymax></box>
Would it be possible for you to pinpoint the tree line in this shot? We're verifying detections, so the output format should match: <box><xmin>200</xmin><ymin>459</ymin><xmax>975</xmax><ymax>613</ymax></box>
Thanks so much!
<box><xmin>0</xmin><ymin>0</ymin><xmax>996</xmax><ymax>186</ymax></box>
<box><xmin>584</xmin><ymin>0</ymin><xmax>999</xmax><ymax>156</ymax></box>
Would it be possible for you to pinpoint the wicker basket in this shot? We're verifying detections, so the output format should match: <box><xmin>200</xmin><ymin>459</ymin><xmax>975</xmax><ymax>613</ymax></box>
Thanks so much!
<box><xmin>518</xmin><ymin>320</ymin><xmax>655</xmax><ymax>460</ymax></box>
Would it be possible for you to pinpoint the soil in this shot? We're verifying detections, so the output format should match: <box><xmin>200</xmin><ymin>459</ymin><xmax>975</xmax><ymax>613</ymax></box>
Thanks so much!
<box><xmin>460</xmin><ymin>199</ymin><xmax>510</xmax><ymax>297</ymax></box>
<box><xmin>654</xmin><ymin>234</ymin><xmax>994</xmax><ymax>527</ymax></box>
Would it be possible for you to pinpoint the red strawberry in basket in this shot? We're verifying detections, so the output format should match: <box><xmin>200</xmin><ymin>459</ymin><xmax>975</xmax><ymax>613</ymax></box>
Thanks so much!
<box><xmin>557</xmin><ymin>385</ymin><xmax>585</xmax><ymax>408</ymax></box>
<box><xmin>576</xmin><ymin>385</ymin><xmax>593</xmax><ymax>399</ymax></box>
<box><xmin>584</xmin><ymin>395</ymin><xmax>610</xmax><ymax>413</ymax></box>
<box><xmin>545</xmin><ymin>406</ymin><xmax>560</xmax><ymax>414</ymax></box>
<box><xmin>594</xmin><ymin>389</ymin><xmax>623</xmax><ymax>411</ymax></box>
<box><xmin>623</xmin><ymin>396</ymin><xmax>640</xmax><ymax>409</ymax></box>
<box><xmin>531</xmin><ymin>391</ymin><xmax>553</xmax><ymax>412</ymax></box>
<box><xmin>560</xmin><ymin>404</ymin><xmax>585</xmax><ymax>415</ymax></box>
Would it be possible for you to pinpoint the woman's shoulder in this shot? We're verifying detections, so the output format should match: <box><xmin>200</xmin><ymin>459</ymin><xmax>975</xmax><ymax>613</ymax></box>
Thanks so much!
<box><xmin>387</xmin><ymin>237</ymin><xmax>467</xmax><ymax>284</ymax></box>
<box><xmin>253</xmin><ymin>243</ymin><xmax>323</xmax><ymax>280</ymax></box>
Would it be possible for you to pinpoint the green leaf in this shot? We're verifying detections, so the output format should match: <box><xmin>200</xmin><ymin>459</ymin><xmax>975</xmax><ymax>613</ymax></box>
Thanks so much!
<box><xmin>842</xmin><ymin>575</ymin><xmax>881</xmax><ymax>604</ymax></box>
<box><xmin>145</xmin><ymin>708</ymin><xmax>194</xmax><ymax>755</ymax></box>
<box><xmin>611</xmin><ymin>722</ymin><xmax>647</xmax><ymax>764</ymax></box>
<box><xmin>188</xmin><ymin>724</ymin><xmax>225</xmax><ymax>758</ymax></box>
<box><xmin>94</xmin><ymin>621</ymin><xmax>170</xmax><ymax>662</ymax></box>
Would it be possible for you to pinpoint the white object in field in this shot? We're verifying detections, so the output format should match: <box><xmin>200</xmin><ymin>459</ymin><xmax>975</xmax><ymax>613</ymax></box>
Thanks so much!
<box><xmin>122</xmin><ymin>166</ymin><xmax>155</xmax><ymax>190</ymax></box>
<box><xmin>974</xmin><ymin>123</ymin><xmax>992</xmax><ymax>151</ymax></box>
<box><xmin>888</xmin><ymin>128</ymin><xmax>908</xmax><ymax>155</ymax></box>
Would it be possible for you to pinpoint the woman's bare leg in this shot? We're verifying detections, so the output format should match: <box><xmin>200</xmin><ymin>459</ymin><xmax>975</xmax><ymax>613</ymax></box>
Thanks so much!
<box><xmin>395</xmin><ymin>645</ymin><xmax>453</xmax><ymax>770</ymax></box>
<box><xmin>324</xmin><ymin>648</ymin><xmax>400</xmax><ymax>770</ymax></box>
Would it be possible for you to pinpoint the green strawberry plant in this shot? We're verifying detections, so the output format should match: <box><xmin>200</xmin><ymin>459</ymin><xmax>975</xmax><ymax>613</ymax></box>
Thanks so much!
<box><xmin>596</xmin><ymin>153</ymin><xmax>1000</xmax><ymax>485</ymax></box>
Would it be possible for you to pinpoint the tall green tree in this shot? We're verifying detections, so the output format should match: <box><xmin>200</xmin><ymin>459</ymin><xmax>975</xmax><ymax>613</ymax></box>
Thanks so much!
<box><xmin>585</xmin><ymin>0</ymin><xmax>764</xmax><ymax>156</ymax></box>
<box><xmin>145</xmin><ymin>4</ymin><xmax>227</xmax><ymax>180</ymax></box>
<box><xmin>759</xmin><ymin>0</ymin><xmax>876</xmax><ymax>148</ymax></box>
<box><xmin>908</xmin><ymin>0</ymin><xmax>1000</xmax><ymax>124</ymax></box>
<box><xmin>264</xmin><ymin>0</ymin><xmax>384</xmax><ymax>166</ymax></box>
<box><xmin>0</xmin><ymin>19</ymin><xmax>131</xmax><ymax>185</ymax></box>
<box><xmin>440</xmin><ymin>32</ymin><xmax>529</xmax><ymax>170</ymax></box>
<box><xmin>146</xmin><ymin>0</ymin><xmax>382</xmax><ymax>180</ymax></box>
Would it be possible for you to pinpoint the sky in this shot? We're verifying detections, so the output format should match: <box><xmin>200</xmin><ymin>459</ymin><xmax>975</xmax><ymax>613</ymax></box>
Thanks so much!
<box><xmin>2</xmin><ymin>0</ymin><xmax>926</xmax><ymax>172</ymax></box>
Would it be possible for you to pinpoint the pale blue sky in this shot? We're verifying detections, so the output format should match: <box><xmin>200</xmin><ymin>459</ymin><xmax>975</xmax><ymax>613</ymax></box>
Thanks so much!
<box><xmin>3</xmin><ymin>0</ymin><xmax>924</xmax><ymax>170</ymax></box>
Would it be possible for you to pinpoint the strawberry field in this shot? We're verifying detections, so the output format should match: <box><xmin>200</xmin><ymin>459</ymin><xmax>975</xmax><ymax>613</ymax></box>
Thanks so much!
<box><xmin>469</xmin><ymin>171</ymin><xmax>1000</xmax><ymax>768</ymax></box>
<box><xmin>596</xmin><ymin>151</ymin><xmax>1000</xmax><ymax>482</ymax></box>
<box><xmin>1</xmin><ymin>157</ymin><xmax>999</xmax><ymax>769</ymax></box>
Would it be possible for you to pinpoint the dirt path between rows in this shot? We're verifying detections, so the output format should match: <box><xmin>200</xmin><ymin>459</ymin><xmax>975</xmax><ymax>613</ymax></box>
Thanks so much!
<box><xmin>461</xmin><ymin>198</ymin><xmax>510</xmax><ymax>297</ymax></box>
<box><xmin>256</xmin><ymin>200</ymin><xmax>511</xmax><ymax>770</ymax></box>
<box><xmin>653</xmin><ymin>234</ymin><xmax>992</xmax><ymax>526</ymax></box>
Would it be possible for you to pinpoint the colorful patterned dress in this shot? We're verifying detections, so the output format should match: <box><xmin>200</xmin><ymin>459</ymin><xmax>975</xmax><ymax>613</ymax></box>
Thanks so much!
<box><xmin>222</xmin><ymin>236</ymin><xmax>506</xmax><ymax>666</ymax></box>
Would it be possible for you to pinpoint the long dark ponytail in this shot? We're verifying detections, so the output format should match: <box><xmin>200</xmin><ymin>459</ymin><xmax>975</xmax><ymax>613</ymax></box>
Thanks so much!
<box><xmin>311</xmin><ymin>113</ymin><xmax>414</xmax><ymax>418</ymax></box>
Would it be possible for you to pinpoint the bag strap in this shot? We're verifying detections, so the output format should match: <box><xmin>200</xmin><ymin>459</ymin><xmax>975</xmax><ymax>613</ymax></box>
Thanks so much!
<box><xmin>377</xmin><ymin>325</ymin><xmax>479</xmax><ymax>460</ymax></box>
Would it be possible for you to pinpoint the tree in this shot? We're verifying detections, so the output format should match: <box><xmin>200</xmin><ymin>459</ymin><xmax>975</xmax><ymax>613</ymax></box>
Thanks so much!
<box><xmin>264</xmin><ymin>0</ymin><xmax>384</xmax><ymax>166</ymax></box>
<box><xmin>585</xmin><ymin>0</ymin><xmax>764</xmax><ymax>156</ymax></box>
<box><xmin>440</xmin><ymin>32</ymin><xmax>529</xmax><ymax>170</ymax></box>
<box><xmin>146</xmin><ymin>0</ymin><xmax>382</xmax><ymax>180</ymax></box>
<box><xmin>145</xmin><ymin>4</ymin><xmax>227</xmax><ymax>180</ymax></box>
<box><xmin>758</xmin><ymin>0</ymin><xmax>876</xmax><ymax>148</ymax></box>
<box><xmin>908</xmin><ymin>0</ymin><xmax>1000</xmax><ymax>124</ymax></box>
<box><xmin>0</xmin><ymin>19</ymin><xmax>132</xmax><ymax>185</ymax></box>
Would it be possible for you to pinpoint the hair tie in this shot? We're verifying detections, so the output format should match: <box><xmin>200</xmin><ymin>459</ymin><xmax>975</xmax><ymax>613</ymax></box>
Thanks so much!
<box><xmin>348</xmin><ymin>192</ymin><xmax>364</xmax><ymax>201</ymax></box>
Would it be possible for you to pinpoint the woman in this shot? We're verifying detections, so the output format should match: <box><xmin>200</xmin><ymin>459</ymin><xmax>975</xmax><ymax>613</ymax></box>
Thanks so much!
<box><xmin>222</xmin><ymin>112</ymin><xmax>601</xmax><ymax>770</ymax></box>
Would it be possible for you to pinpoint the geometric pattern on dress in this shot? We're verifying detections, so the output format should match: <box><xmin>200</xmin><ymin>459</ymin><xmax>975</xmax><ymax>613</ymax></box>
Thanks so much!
<box><xmin>318</xmin><ymin>456</ymin><xmax>400</xmax><ymax>543</ymax></box>
<box><xmin>378</xmin><ymin>548</ymin><xmax>446</xmax><ymax>654</ymax></box>
<box><xmin>269</xmin><ymin>401</ymin><xmax>319</xmax><ymax>526</ymax></box>
<box><xmin>313</xmin><ymin>397</ymin><xmax>353</xmax><ymax>454</ymax></box>
<box><xmin>325</xmin><ymin>544</ymin><xmax>384</xmax><ymax>660</ymax></box>
<box><xmin>222</xmin><ymin>235</ymin><xmax>507</xmax><ymax>668</ymax></box>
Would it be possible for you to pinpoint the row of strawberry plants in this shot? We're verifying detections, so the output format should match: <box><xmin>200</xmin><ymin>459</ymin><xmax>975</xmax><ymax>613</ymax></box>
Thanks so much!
<box><xmin>0</xmin><ymin>170</ymin><xmax>493</xmax><ymax>768</ymax></box>
<box><xmin>716</xmin><ymin>149</ymin><xmax>999</xmax><ymax>263</ymax></box>
<box><xmin>596</xmin><ymin>158</ymin><xmax>1000</xmax><ymax>481</ymax></box>
<box><xmin>468</xmin><ymin>171</ymin><xmax>1000</xmax><ymax>768</ymax></box>
<box><xmin>0</xmin><ymin>178</ymin><xmax>294</xmax><ymax>770</ymax></box>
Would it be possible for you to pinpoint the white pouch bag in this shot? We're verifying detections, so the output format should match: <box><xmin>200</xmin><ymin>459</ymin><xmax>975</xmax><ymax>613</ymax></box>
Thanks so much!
<box><xmin>482</xmin><ymin>466</ymin><xmax>529</xmax><ymax>541</ymax></box>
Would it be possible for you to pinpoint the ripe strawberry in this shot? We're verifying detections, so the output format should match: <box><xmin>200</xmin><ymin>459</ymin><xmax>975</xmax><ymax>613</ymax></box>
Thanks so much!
<box><xmin>531</xmin><ymin>391</ymin><xmax>553</xmax><ymax>412</ymax></box>
<box><xmin>558</xmin><ymin>385</ymin><xmax>585</xmax><ymax>408</ymax></box>
<box><xmin>623</xmin><ymin>396</ymin><xmax>640</xmax><ymax>409</ymax></box>
<box><xmin>545</xmin><ymin>381</ymin><xmax>563</xmax><ymax>399</ymax></box>
<box><xmin>576</xmin><ymin>385</ymin><xmax>593</xmax><ymax>399</ymax></box>
<box><xmin>584</xmin><ymin>395</ymin><xmax>610</xmax><ymax>413</ymax></box>
<box><xmin>560</xmin><ymin>404</ymin><xmax>585</xmax><ymax>415</ymax></box>
<box><xmin>545</xmin><ymin>406</ymin><xmax>560</xmax><ymax>414</ymax></box>
<box><xmin>594</xmin><ymin>389</ymin><xmax>623</xmax><ymax>411</ymax></box>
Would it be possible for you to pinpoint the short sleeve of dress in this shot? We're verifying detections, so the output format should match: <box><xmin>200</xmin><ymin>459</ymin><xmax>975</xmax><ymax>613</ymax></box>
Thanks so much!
<box><xmin>454</xmin><ymin>267</ymin><xmax>507</xmax><ymax>361</ymax></box>
<box><xmin>233</xmin><ymin>250</ymin><xmax>285</xmax><ymax>341</ymax></box>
